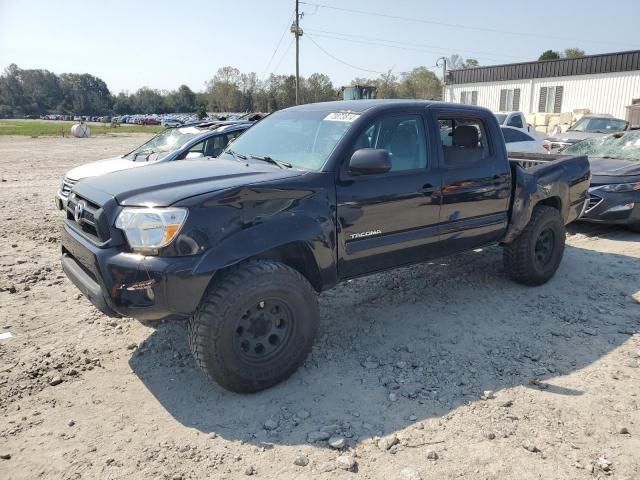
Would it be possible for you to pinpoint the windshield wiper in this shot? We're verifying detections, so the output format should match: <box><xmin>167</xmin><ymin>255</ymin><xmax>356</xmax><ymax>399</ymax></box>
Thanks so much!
<box><xmin>249</xmin><ymin>154</ymin><xmax>292</xmax><ymax>169</ymax></box>
<box><xmin>226</xmin><ymin>149</ymin><xmax>247</xmax><ymax>162</ymax></box>
<box><xmin>131</xmin><ymin>151</ymin><xmax>152</xmax><ymax>162</ymax></box>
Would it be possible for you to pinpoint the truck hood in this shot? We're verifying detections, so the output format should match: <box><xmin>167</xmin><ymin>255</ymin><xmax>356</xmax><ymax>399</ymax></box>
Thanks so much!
<box><xmin>589</xmin><ymin>156</ymin><xmax>640</xmax><ymax>185</ymax></box>
<box><xmin>546</xmin><ymin>131</ymin><xmax>602</xmax><ymax>144</ymax></box>
<box><xmin>75</xmin><ymin>158</ymin><xmax>305</xmax><ymax>207</ymax></box>
<box><xmin>66</xmin><ymin>156</ymin><xmax>145</xmax><ymax>181</ymax></box>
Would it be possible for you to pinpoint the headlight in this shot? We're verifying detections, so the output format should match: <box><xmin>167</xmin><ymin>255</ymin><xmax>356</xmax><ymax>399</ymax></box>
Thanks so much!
<box><xmin>599</xmin><ymin>182</ymin><xmax>640</xmax><ymax>193</ymax></box>
<box><xmin>115</xmin><ymin>207</ymin><xmax>187</xmax><ymax>253</ymax></box>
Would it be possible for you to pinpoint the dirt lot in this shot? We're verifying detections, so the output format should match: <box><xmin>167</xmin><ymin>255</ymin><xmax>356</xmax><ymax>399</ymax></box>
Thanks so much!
<box><xmin>0</xmin><ymin>135</ymin><xmax>639</xmax><ymax>480</ymax></box>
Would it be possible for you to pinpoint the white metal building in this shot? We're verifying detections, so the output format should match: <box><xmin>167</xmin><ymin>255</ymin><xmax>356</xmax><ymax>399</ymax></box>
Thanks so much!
<box><xmin>444</xmin><ymin>50</ymin><xmax>640</xmax><ymax>120</ymax></box>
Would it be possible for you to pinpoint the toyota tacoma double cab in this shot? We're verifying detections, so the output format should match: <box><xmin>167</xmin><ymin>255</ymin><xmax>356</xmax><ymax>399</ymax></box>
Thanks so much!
<box><xmin>61</xmin><ymin>100</ymin><xmax>590</xmax><ymax>393</ymax></box>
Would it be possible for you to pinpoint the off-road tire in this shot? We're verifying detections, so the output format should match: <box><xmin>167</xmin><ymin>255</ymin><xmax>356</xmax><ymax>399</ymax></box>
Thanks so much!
<box><xmin>503</xmin><ymin>205</ymin><xmax>566</xmax><ymax>286</ymax></box>
<box><xmin>188</xmin><ymin>260</ymin><xmax>319</xmax><ymax>393</ymax></box>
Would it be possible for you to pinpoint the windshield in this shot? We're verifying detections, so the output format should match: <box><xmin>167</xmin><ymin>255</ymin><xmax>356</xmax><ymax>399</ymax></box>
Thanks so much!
<box><xmin>563</xmin><ymin>131</ymin><xmax>640</xmax><ymax>161</ymax></box>
<box><xmin>222</xmin><ymin>109</ymin><xmax>359</xmax><ymax>170</ymax></box>
<box><xmin>568</xmin><ymin>117</ymin><xmax>628</xmax><ymax>133</ymax></box>
<box><xmin>494</xmin><ymin>114</ymin><xmax>507</xmax><ymax>125</ymax></box>
<box><xmin>125</xmin><ymin>127</ymin><xmax>202</xmax><ymax>161</ymax></box>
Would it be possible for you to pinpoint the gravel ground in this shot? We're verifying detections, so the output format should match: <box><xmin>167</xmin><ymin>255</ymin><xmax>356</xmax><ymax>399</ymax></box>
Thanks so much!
<box><xmin>0</xmin><ymin>135</ymin><xmax>639</xmax><ymax>480</ymax></box>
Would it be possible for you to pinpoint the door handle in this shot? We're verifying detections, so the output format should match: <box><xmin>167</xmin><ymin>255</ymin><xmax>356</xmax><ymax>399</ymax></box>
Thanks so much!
<box><xmin>419</xmin><ymin>183</ymin><xmax>434</xmax><ymax>195</ymax></box>
<box><xmin>492</xmin><ymin>174</ymin><xmax>507</xmax><ymax>185</ymax></box>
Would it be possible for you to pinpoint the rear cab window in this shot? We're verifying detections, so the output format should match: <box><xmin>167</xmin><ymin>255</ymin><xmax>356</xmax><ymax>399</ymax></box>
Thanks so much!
<box><xmin>438</xmin><ymin>116</ymin><xmax>490</xmax><ymax>168</ymax></box>
<box><xmin>507</xmin><ymin>114</ymin><xmax>523</xmax><ymax>129</ymax></box>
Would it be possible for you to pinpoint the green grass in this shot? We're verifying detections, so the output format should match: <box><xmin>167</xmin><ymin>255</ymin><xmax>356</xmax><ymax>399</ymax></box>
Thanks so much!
<box><xmin>0</xmin><ymin>119</ymin><xmax>164</xmax><ymax>136</ymax></box>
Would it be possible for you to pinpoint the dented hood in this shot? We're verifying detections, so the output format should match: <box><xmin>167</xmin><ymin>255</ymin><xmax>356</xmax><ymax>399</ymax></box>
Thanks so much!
<box><xmin>74</xmin><ymin>158</ymin><xmax>303</xmax><ymax>207</ymax></box>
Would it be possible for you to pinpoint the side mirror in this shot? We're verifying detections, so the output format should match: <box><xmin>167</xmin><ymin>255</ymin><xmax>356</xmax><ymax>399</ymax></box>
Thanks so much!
<box><xmin>349</xmin><ymin>148</ymin><xmax>391</xmax><ymax>175</ymax></box>
<box><xmin>185</xmin><ymin>152</ymin><xmax>204</xmax><ymax>159</ymax></box>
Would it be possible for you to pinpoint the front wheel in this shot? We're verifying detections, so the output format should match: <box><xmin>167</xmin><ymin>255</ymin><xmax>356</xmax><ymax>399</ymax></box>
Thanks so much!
<box><xmin>503</xmin><ymin>205</ymin><xmax>566</xmax><ymax>286</ymax></box>
<box><xmin>188</xmin><ymin>260</ymin><xmax>319</xmax><ymax>393</ymax></box>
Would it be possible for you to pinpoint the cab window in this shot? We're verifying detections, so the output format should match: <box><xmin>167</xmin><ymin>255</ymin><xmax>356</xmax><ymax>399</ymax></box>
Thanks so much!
<box><xmin>350</xmin><ymin>115</ymin><xmax>427</xmax><ymax>171</ymax></box>
<box><xmin>507</xmin><ymin>115</ymin><xmax>523</xmax><ymax>129</ymax></box>
<box><xmin>438</xmin><ymin>117</ymin><xmax>490</xmax><ymax>168</ymax></box>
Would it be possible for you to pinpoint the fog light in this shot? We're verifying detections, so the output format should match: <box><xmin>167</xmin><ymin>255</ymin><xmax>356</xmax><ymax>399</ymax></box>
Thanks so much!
<box><xmin>118</xmin><ymin>279</ymin><xmax>157</xmax><ymax>291</ymax></box>
<box><xmin>603</xmin><ymin>203</ymin><xmax>634</xmax><ymax>213</ymax></box>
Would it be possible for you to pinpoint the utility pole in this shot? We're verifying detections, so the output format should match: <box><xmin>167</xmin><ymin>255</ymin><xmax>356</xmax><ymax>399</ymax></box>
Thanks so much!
<box><xmin>291</xmin><ymin>0</ymin><xmax>303</xmax><ymax>105</ymax></box>
<box><xmin>436</xmin><ymin>56</ymin><xmax>448</xmax><ymax>102</ymax></box>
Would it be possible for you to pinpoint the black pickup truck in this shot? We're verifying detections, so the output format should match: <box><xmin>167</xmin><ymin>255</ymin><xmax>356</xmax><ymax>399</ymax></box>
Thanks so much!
<box><xmin>61</xmin><ymin>100</ymin><xmax>590</xmax><ymax>392</ymax></box>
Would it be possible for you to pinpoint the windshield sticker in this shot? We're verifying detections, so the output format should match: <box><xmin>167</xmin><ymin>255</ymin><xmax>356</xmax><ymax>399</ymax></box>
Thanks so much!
<box><xmin>324</xmin><ymin>112</ymin><xmax>360</xmax><ymax>123</ymax></box>
<box><xmin>178</xmin><ymin>127</ymin><xmax>201</xmax><ymax>134</ymax></box>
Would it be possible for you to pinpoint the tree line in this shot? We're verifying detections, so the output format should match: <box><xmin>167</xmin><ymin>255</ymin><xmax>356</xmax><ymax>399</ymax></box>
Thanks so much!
<box><xmin>539</xmin><ymin>48</ymin><xmax>586</xmax><ymax>61</ymax></box>
<box><xmin>0</xmin><ymin>62</ymin><xmax>451</xmax><ymax>118</ymax></box>
<box><xmin>0</xmin><ymin>49</ymin><xmax>586</xmax><ymax>118</ymax></box>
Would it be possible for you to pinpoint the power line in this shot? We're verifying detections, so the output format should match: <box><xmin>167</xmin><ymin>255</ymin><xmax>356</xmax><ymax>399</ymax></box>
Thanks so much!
<box><xmin>271</xmin><ymin>37</ymin><xmax>295</xmax><ymax>75</ymax></box>
<box><xmin>306</xmin><ymin>34</ymin><xmax>385</xmax><ymax>74</ymax></box>
<box><xmin>262</xmin><ymin>10</ymin><xmax>296</xmax><ymax>78</ymax></box>
<box><xmin>300</xmin><ymin>1</ymin><xmax>632</xmax><ymax>48</ymax></box>
<box><xmin>308</xmin><ymin>32</ymin><xmax>445</xmax><ymax>70</ymax></box>
<box><xmin>306</xmin><ymin>28</ymin><xmax>530</xmax><ymax>62</ymax></box>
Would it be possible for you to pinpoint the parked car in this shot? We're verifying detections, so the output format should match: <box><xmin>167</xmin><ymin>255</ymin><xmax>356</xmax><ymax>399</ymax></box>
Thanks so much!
<box><xmin>544</xmin><ymin>114</ymin><xmax>629</xmax><ymax>152</ymax></box>
<box><xmin>563</xmin><ymin>131</ymin><xmax>640</xmax><ymax>231</ymax></box>
<box><xmin>501</xmin><ymin>126</ymin><xmax>546</xmax><ymax>153</ymax></box>
<box><xmin>60</xmin><ymin>100</ymin><xmax>590</xmax><ymax>393</ymax></box>
<box><xmin>55</xmin><ymin>121</ymin><xmax>253</xmax><ymax>209</ymax></box>
<box><xmin>161</xmin><ymin>118</ymin><xmax>183</xmax><ymax>127</ymax></box>
<box><xmin>494</xmin><ymin>111</ymin><xmax>531</xmax><ymax>133</ymax></box>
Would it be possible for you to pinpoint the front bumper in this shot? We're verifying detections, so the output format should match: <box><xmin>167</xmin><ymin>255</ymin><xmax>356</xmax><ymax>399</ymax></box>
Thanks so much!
<box><xmin>580</xmin><ymin>187</ymin><xmax>640</xmax><ymax>226</ymax></box>
<box><xmin>61</xmin><ymin>223</ymin><xmax>211</xmax><ymax>320</ymax></box>
<box><xmin>55</xmin><ymin>190</ymin><xmax>67</xmax><ymax>210</ymax></box>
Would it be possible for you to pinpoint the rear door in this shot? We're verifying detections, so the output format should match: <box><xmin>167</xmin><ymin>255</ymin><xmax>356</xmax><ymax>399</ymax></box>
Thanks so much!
<box><xmin>431</xmin><ymin>108</ymin><xmax>511</xmax><ymax>254</ymax></box>
<box><xmin>336</xmin><ymin>109</ymin><xmax>442</xmax><ymax>278</ymax></box>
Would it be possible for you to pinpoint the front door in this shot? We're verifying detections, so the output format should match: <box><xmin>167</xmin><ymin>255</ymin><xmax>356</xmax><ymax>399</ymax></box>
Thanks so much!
<box><xmin>336</xmin><ymin>111</ymin><xmax>442</xmax><ymax>278</ymax></box>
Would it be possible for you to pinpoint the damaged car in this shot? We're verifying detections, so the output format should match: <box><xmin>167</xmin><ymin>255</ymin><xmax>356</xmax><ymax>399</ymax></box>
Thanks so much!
<box><xmin>564</xmin><ymin>130</ymin><xmax>640</xmax><ymax>231</ymax></box>
<box><xmin>60</xmin><ymin>100</ymin><xmax>590</xmax><ymax>393</ymax></box>
<box><xmin>55</xmin><ymin>121</ymin><xmax>253</xmax><ymax>209</ymax></box>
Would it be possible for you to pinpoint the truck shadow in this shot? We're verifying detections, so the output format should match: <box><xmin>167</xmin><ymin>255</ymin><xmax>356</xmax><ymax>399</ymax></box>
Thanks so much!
<box><xmin>128</xmin><ymin>238</ymin><xmax>639</xmax><ymax>447</ymax></box>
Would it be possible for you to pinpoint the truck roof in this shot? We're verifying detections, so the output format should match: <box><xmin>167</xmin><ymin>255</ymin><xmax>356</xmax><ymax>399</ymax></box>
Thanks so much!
<box><xmin>286</xmin><ymin>99</ymin><xmax>486</xmax><ymax>114</ymax></box>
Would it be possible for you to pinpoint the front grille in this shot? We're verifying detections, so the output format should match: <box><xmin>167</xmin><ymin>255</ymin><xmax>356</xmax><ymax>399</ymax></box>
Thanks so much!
<box><xmin>585</xmin><ymin>194</ymin><xmax>603</xmax><ymax>213</ymax></box>
<box><xmin>66</xmin><ymin>193</ymin><xmax>109</xmax><ymax>243</ymax></box>
<box><xmin>60</xmin><ymin>177</ymin><xmax>77</xmax><ymax>198</ymax></box>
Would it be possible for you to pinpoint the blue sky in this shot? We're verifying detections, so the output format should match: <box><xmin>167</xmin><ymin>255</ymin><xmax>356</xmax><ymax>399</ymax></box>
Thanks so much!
<box><xmin>1</xmin><ymin>0</ymin><xmax>638</xmax><ymax>93</ymax></box>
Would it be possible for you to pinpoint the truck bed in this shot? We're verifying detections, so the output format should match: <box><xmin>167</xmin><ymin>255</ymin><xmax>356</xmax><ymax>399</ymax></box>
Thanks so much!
<box><xmin>508</xmin><ymin>152</ymin><xmax>575</xmax><ymax>170</ymax></box>
<box><xmin>503</xmin><ymin>151</ymin><xmax>591</xmax><ymax>242</ymax></box>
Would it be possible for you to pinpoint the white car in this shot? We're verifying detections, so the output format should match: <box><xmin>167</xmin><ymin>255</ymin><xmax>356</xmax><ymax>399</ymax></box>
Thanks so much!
<box><xmin>501</xmin><ymin>126</ymin><xmax>546</xmax><ymax>154</ymax></box>
<box><xmin>161</xmin><ymin>118</ymin><xmax>183</xmax><ymax>127</ymax></box>
<box><xmin>494</xmin><ymin>111</ymin><xmax>532</xmax><ymax>133</ymax></box>
<box><xmin>55</xmin><ymin>122</ymin><xmax>253</xmax><ymax>209</ymax></box>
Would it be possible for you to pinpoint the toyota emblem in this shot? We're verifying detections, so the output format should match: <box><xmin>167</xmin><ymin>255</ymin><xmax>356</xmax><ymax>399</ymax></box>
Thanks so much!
<box><xmin>74</xmin><ymin>200</ymin><xmax>86</xmax><ymax>223</ymax></box>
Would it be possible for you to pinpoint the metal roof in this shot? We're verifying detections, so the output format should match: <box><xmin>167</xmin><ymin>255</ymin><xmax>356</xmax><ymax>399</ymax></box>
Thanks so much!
<box><xmin>447</xmin><ymin>50</ymin><xmax>640</xmax><ymax>85</ymax></box>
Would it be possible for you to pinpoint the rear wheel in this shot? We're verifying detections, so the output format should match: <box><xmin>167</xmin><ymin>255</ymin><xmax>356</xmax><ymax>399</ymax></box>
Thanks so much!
<box><xmin>188</xmin><ymin>260</ymin><xmax>319</xmax><ymax>393</ymax></box>
<box><xmin>503</xmin><ymin>205</ymin><xmax>566</xmax><ymax>286</ymax></box>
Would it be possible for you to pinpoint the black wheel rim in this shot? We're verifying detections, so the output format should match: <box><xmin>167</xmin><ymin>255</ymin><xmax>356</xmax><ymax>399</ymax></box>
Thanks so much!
<box><xmin>534</xmin><ymin>227</ymin><xmax>555</xmax><ymax>268</ymax></box>
<box><xmin>232</xmin><ymin>299</ymin><xmax>294</xmax><ymax>363</ymax></box>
